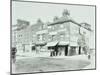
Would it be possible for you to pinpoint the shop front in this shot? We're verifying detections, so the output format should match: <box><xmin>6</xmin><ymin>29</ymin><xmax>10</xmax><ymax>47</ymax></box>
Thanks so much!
<box><xmin>46</xmin><ymin>41</ymin><xmax>58</xmax><ymax>56</ymax></box>
<box><xmin>57</xmin><ymin>41</ymin><xmax>69</xmax><ymax>56</ymax></box>
<box><xmin>69</xmin><ymin>42</ymin><xmax>79</xmax><ymax>56</ymax></box>
<box><xmin>31</xmin><ymin>44</ymin><xmax>35</xmax><ymax>52</ymax></box>
<box><xmin>35</xmin><ymin>42</ymin><xmax>47</xmax><ymax>53</ymax></box>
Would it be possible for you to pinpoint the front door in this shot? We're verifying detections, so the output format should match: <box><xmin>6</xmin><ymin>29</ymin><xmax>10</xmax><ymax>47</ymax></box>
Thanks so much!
<box><xmin>32</xmin><ymin>46</ymin><xmax>35</xmax><ymax>51</ymax></box>
<box><xmin>79</xmin><ymin>46</ymin><xmax>81</xmax><ymax>55</ymax></box>
<box><xmin>65</xmin><ymin>45</ymin><xmax>68</xmax><ymax>56</ymax></box>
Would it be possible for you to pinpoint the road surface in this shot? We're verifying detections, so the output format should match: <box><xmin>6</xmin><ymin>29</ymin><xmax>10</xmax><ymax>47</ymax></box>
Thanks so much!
<box><xmin>12</xmin><ymin>56</ymin><xmax>90</xmax><ymax>74</ymax></box>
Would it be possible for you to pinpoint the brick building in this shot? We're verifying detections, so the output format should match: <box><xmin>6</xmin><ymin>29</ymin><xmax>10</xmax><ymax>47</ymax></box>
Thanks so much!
<box><xmin>12</xmin><ymin>9</ymin><xmax>92</xmax><ymax>56</ymax></box>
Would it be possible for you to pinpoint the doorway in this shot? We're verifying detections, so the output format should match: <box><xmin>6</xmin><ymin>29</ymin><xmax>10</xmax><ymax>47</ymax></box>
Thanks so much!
<box><xmin>31</xmin><ymin>46</ymin><xmax>35</xmax><ymax>51</ymax></box>
<box><xmin>79</xmin><ymin>46</ymin><xmax>81</xmax><ymax>55</ymax></box>
<box><xmin>65</xmin><ymin>45</ymin><xmax>68</xmax><ymax>56</ymax></box>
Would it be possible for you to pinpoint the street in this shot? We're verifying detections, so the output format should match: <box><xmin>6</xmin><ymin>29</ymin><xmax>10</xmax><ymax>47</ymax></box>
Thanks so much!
<box><xmin>12</xmin><ymin>55</ymin><xmax>91</xmax><ymax>74</ymax></box>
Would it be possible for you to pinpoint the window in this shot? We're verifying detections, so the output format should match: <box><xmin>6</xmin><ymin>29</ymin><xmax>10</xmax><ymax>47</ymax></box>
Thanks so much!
<box><xmin>20</xmin><ymin>35</ymin><xmax>22</xmax><ymax>37</ymax></box>
<box><xmin>52</xmin><ymin>26</ymin><xmax>55</xmax><ymax>30</ymax></box>
<box><xmin>48</xmin><ymin>36</ymin><xmax>52</xmax><ymax>41</ymax></box>
<box><xmin>60</xmin><ymin>34</ymin><xmax>65</xmax><ymax>40</ymax></box>
<box><xmin>48</xmin><ymin>26</ymin><xmax>52</xmax><ymax>29</ymax></box>
<box><xmin>37</xmin><ymin>34</ymin><xmax>40</xmax><ymax>41</ymax></box>
<box><xmin>18</xmin><ymin>34</ymin><xmax>22</xmax><ymax>37</ymax></box>
<box><xmin>60</xmin><ymin>24</ymin><xmax>64</xmax><ymax>28</ymax></box>
<box><xmin>37</xmin><ymin>34</ymin><xmax>43</xmax><ymax>41</ymax></box>
<box><xmin>52</xmin><ymin>35</ymin><xmax>56</xmax><ymax>41</ymax></box>
<box><xmin>42</xmin><ymin>34</ymin><xmax>45</xmax><ymax>41</ymax></box>
<box><xmin>43</xmin><ymin>24</ymin><xmax>46</xmax><ymax>29</ymax></box>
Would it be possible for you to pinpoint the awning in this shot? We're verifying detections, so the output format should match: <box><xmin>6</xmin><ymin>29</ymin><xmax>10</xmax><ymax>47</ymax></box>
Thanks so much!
<box><xmin>46</xmin><ymin>41</ymin><xmax>58</xmax><ymax>47</ymax></box>
<box><xmin>31</xmin><ymin>44</ymin><xmax>35</xmax><ymax>46</ymax></box>
<box><xmin>58</xmin><ymin>41</ymin><xmax>69</xmax><ymax>46</ymax></box>
<box><xmin>70</xmin><ymin>42</ymin><xmax>78</xmax><ymax>46</ymax></box>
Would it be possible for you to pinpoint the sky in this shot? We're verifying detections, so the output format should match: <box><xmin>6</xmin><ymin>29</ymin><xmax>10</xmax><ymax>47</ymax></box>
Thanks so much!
<box><xmin>12</xmin><ymin>1</ymin><xmax>95</xmax><ymax>30</ymax></box>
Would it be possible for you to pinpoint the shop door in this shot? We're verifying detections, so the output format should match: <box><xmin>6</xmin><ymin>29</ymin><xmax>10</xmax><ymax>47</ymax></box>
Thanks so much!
<box><xmin>65</xmin><ymin>45</ymin><xmax>68</xmax><ymax>56</ymax></box>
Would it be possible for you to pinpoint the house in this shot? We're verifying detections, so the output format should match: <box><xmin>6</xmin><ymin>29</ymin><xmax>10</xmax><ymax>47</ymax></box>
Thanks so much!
<box><xmin>12</xmin><ymin>9</ymin><xmax>92</xmax><ymax>56</ymax></box>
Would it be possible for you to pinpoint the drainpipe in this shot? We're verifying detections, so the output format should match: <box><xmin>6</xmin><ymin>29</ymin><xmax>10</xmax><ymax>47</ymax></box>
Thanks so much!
<box><xmin>78</xmin><ymin>26</ymin><xmax>82</xmax><ymax>55</ymax></box>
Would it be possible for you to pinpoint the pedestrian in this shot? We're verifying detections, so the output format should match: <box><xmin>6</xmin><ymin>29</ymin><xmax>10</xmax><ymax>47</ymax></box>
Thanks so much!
<box><xmin>58</xmin><ymin>48</ymin><xmax>61</xmax><ymax>56</ymax></box>
<box><xmin>88</xmin><ymin>54</ymin><xmax>91</xmax><ymax>59</ymax></box>
<box><xmin>50</xmin><ymin>48</ymin><xmax>54</xmax><ymax>57</ymax></box>
<box><xmin>36</xmin><ymin>47</ymin><xmax>40</xmax><ymax>54</ymax></box>
<box><xmin>12</xmin><ymin>47</ymin><xmax>17</xmax><ymax>63</ymax></box>
<box><xmin>87</xmin><ymin>48</ymin><xmax>91</xmax><ymax>60</ymax></box>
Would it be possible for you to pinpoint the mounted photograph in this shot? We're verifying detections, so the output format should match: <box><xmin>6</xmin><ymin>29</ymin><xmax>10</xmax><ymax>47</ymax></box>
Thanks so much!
<box><xmin>11</xmin><ymin>0</ymin><xmax>96</xmax><ymax>74</ymax></box>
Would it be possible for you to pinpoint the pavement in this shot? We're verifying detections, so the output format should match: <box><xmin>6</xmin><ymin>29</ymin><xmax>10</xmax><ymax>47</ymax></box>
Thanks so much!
<box><xmin>16</xmin><ymin>51</ymin><xmax>50</xmax><ymax>58</ymax></box>
<box><xmin>12</xmin><ymin>55</ymin><xmax>92</xmax><ymax>74</ymax></box>
<box><xmin>83</xmin><ymin>52</ymin><xmax>95</xmax><ymax>69</ymax></box>
<box><xmin>16</xmin><ymin>51</ymin><xmax>88</xmax><ymax>60</ymax></box>
<box><xmin>11</xmin><ymin>50</ymin><xmax>95</xmax><ymax>74</ymax></box>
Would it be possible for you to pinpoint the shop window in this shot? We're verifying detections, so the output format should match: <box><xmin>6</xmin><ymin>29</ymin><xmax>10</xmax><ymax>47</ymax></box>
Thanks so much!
<box><xmin>32</xmin><ymin>46</ymin><xmax>35</xmax><ymax>51</ymax></box>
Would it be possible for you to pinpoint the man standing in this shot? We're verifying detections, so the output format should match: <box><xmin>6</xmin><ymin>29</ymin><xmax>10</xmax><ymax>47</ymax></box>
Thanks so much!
<box><xmin>11</xmin><ymin>47</ymin><xmax>17</xmax><ymax>63</ymax></box>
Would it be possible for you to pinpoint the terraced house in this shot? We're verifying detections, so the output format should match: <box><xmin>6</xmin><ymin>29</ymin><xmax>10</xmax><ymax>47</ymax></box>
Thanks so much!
<box><xmin>12</xmin><ymin>9</ymin><xmax>92</xmax><ymax>56</ymax></box>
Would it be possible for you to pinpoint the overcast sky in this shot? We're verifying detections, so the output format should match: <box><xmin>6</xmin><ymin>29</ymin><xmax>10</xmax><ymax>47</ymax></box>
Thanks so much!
<box><xmin>12</xmin><ymin>1</ymin><xmax>95</xmax><ymax>30</ymax></box>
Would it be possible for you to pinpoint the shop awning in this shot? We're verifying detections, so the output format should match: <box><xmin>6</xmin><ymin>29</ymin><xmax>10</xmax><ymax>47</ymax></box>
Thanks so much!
<box><xmin>58</xmin><ymin>41</ymin><xmax>69</xmax><ymax>46</ymax></box>
<box><xmin>70</xmin><ymin>42</ymin><xmax>78</xmax><ymax>46</ymax></box>
<box><xmin>46</xmin><ymin>41</ymin><xmax>58</xmax><ymax>47</ymax></box>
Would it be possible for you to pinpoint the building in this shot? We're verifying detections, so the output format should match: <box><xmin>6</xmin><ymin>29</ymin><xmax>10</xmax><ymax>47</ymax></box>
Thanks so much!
<box><xmin>46</xmin><ymin>9</ymin><xmax>92</xmax><ymax>56</ymax></box>
<box><xmin>13</xmin><ymin>19</ymin><xmax>30</xmax><ymax>53</ymax></box>
<box><xmin>12</xmin><ymin>9</ymin><xmax>92</xmax><ymax>56</ymax></box>
<box><xmin>34</xmin><ymin>19</ymin><xmax>48</xmax><ymax>52</ymax></box>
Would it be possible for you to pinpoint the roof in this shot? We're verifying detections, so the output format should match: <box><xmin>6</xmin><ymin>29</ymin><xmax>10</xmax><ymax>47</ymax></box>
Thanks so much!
<box><xmin>48</xmin><ymin>19</ymin><xmax>80</xmax><ymax>26</ymax></box>
<box><xmin>14</xmin><ymin>24</ymin><xmax>29</xmax><ymax>31</ymax></box>
<box><xmin>48</xmin><ymin>18</ymin><xmax>92</xmax><ymax>31</ymax></box>
<box><xmin>48</xmin><ymin>17</ymin><xmax>71</xmax><ymax>26</ymax></box>
<box><xmin>30</xmin><ymin>22</ymin><xmax>44</xmax><ymax>31</ymax></box>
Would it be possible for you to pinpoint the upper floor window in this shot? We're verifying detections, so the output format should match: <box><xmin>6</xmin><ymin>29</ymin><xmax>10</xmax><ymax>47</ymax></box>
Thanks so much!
<box><xmin>52</xmin><ymin>26</ymin><xmax>55</xmax><ymax>30</ymax></box>
<box><xmin>18</xmin><ymin>34</ymin><xmax>22</xmax><ymax>37</ymax></box>
<box><xmin>48</xmin><ymin>26</ymin><xmax>51</xmax><ymax>29</ymax></box>
<box><xmin>60</xmin><ymin>24</ymin><xmax>64</xmax><ymax>28</ymax></box>
<box><xmin>52</xmin><ymin>35</ymin><xmax>56</xmax><ymax>41</ymax></box>
<box><xmin>39</xmin><ymin>26</ymin><xmax>42</xmax><ymax>30</ymax></box>
<box><xmin>42</xmin><ymin>34</ymin><xmax>45</xmax><ymax>41</ymax></box>
<box><xmin>43</xmin><ymin>24</ymin><xmax>47</xmax><ymax>29</ymax></box>
<box><xmin>37</xmin><ymin>34</ymin><xmax>43</xmax><ymax>41</ymax></box>
<box><xmin>60</xmin><ymin>34</ymin><xmax>65</xmax><ymax>40</ymax></box>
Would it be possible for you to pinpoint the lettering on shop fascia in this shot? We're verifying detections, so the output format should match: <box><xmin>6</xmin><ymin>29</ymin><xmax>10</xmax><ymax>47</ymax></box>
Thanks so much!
<box><xmin>49</xmin><ymin>28</ymin><xmax>66</xmax><ymax>35</ymax></box>
<box><xmin>36</xmin><ymin>30</ymin><xmax>48</xmax><ymax>34</ymax></box>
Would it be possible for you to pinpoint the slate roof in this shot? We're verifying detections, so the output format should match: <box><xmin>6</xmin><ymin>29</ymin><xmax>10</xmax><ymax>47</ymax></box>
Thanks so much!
<box><xmin>48</xmin><ymin>16</ymin><xmax>92</xmax><ymax>31</ymax></box>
